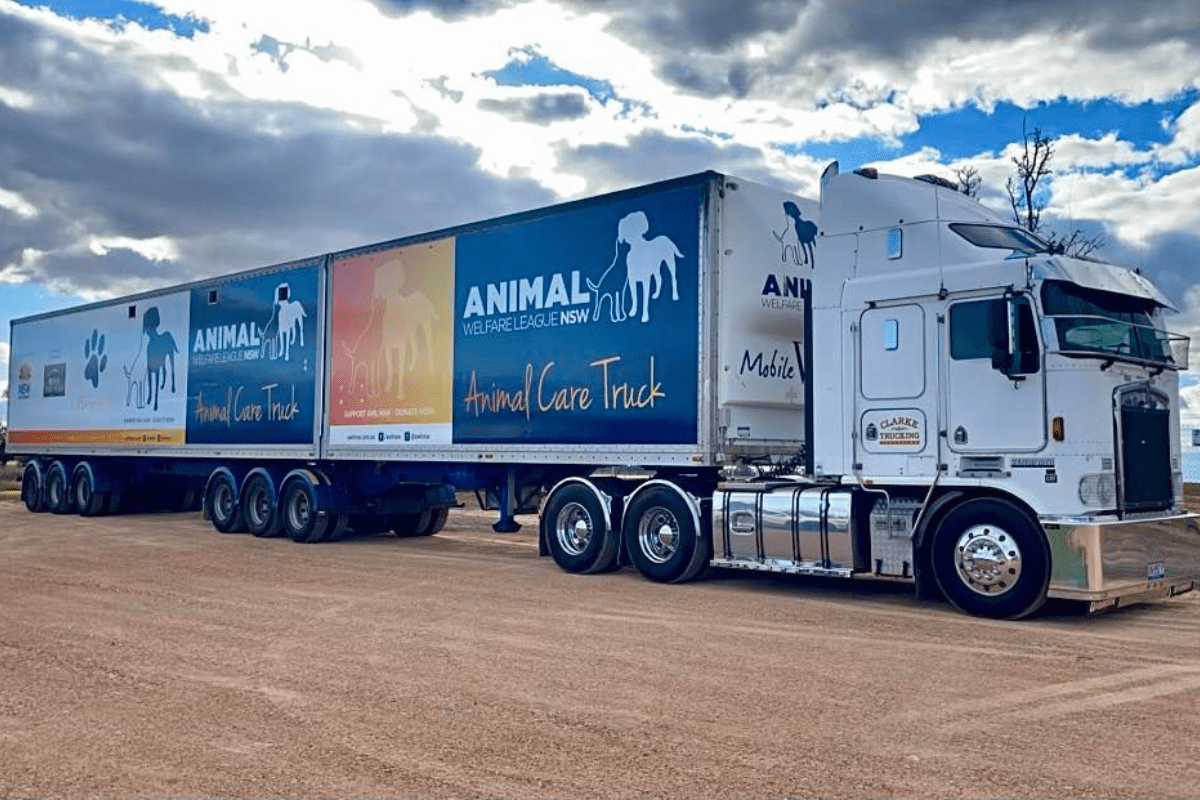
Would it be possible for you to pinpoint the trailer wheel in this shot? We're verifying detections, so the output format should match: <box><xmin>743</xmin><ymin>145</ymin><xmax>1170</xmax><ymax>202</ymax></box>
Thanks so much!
<box><xmin>623</xmin><ymin>484</ymin><xmax>710</xmax><ymax>584</ymax></box>
<box><xmin>206</xmin><ymin>473</ymin><xmax>246</xmax><ymax>534</ymax></box>
<box><xmin>349</xmin><ymin>515</ymin><xmax>392</xmax><ymax>536</ymax></box>
<box><xmin>243</xmin><ymin>474</ymin><xmax>282</xmax><ymax>538</ymax></box>
<box><xmin>930</xmin><ymin>498</ymin><xmax>1050</xmax><ymax>620</ymax></box>
<box><xmin>425</xmin><ymin>506</ymin><xmax>449</xmax><ymax>535</ymax></box>
<box><xmin>542</xmin><ymin>482</ymin><xmax>619</xmax><ymax>574</ymax></box>
<box><xmin>72</xmin><ymin>465</ymin><xmax>107</xmax><ymax>517</ymax></box>
<box><xmin>390</xmin><ymin>506</ymin><xmax>446</xmax><ymax>538</ymax></box>
<box><xmin>21</xmin><ymin>462</ymin><xmax>46</xmax><ymax>513</ymax></box>
<box><xmin>281</xmin><ymin>478</ymin><xmax>330</xmax><ymax>543</ymax></box>
<box><xmin>45</xmin><ymin>461</ymin><xmax>74</xmax><ymax>515</ymax></box>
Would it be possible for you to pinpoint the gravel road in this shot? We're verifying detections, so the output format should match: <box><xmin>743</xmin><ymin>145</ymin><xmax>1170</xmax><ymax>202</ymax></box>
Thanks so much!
<box><xmin>1</xmin><ymin>499</ymin><xmax>1198</xmax><ymax>799</ymax></box>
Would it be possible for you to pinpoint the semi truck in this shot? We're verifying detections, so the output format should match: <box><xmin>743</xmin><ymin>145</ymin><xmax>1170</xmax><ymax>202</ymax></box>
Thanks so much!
<box><xmin>7</xmin><ymin>163</ymin><xmax>1199</xmax><ymax>619</ymax></box>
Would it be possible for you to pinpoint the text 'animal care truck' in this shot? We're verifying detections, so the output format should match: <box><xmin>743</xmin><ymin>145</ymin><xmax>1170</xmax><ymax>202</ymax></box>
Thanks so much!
<box><xmin>8</xmin><ymin>163</ymin><xmax>1199</xmax><ymax>618</ymax></box>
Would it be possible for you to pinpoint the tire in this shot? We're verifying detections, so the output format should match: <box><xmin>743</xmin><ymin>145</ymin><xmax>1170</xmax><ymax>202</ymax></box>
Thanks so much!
<box><xmin>425</xmin><ymin>506</ymin><xmax>449</xmax><ymax>535</ymax></box>
<box><xmin>622</xmin><ymin>484</ymin><xmax>710</xmax><ymax>583</ymax></box>
<box><xmin>390</xmin><ymin>506</ymin><xmax>449</xmax><ymax>537</ymax></box>
<box><xmin>45</xmin><ymin>462</ymin><xmax>74</xmax><ymax>515</ymax></box>
<box><xmin>391</xmin><ymin>508</ymin><xmax>436</xmax><ymax>538</ymax></box>
<box><xmin>281</xmin><ymin>478</ymin><xmax>330</xmax><ymax>544</ymax></box>
<box><xmin>21</xmin><ymin>462</ymin><xmax>46</xmax><ymax>513</ymax></box>
<box><xmin>542</xmin><ymin>482</ymin><xmax>619</xmax><ymax>574</ymax></box>
<box><xmin>206</xmin><ymin>473</ymin><xmax>246</xmax><ymax>534</ymax></box>
<box><xmin>72</xmin><ymin>466</ymin><xmax>107</xmax><ymax>517</ymax></box>
<box><xmin>243</xmin><ymin>474</ymin><xmax>282</xmax><ymax>538</ymax></box>
<box><xmin>179</xmin><ymin>484</ymin><xmax>203</xmax><ymax>512</ymax></box>
<box><xmin>930</xmin><ymin>498</ymin><xmax>1050</xmax><ymax>620</ymax></box>
<box><xmin>349</xmin><ymin>514</ymin><xmax>392</xmax><ymax>536</ymax></box>
<box><xmin>325</xmin><ymin>514</ymin><xmax>350</xmax><ymax>542</ymax></box>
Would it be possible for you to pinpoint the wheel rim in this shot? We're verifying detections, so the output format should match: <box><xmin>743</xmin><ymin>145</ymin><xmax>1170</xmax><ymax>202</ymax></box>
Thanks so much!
<box><xmin>637</xmin><ymin>505</ymin><xmax>681</xmax><ymax>564</ymax></box>
<box><xmin>287</xmin><ymin>489</ymin><xmax>311</xmax><ymax>532</ymax></box>
<box><xmin>555</xmin><ymin>502</ymin><xmax>593</xmax><ymax>556</ymax></box>
<box><xmin>247</xmin><ymin>485</ymin><xmax>270</xmax><ymax>528</ymax></box>
<box><xmin>48</xmin><ymin>473</ymin><xmax>63</xmax><ymax>507</ymax></box>
<box><xmin>75</xmin><ymin>475</ymin><xmax>91</xmax><ymax>509</ymax></box>
<box><xmin>214</xmin><ymin>482</ymin><xmax>234</xmax><ymax>523</ymax></box>
<box><xmin>954</xmin><ymin>524</ymin><xmax>1023</xmax><ymax>596</ymax></box>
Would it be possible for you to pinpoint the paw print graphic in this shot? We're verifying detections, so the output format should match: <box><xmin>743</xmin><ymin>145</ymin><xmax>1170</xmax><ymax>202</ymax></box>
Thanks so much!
<box><xmin>84</xmin><ymin>328</ymin><xmax>108</xmax><ymax>388</ymax></box>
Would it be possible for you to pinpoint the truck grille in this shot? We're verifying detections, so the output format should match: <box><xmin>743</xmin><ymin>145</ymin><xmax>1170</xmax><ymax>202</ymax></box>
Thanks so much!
<box><xmin>1119</xmin><ymin>403</ymin><xmax>1172</xmax><ymax>512</ymax></box>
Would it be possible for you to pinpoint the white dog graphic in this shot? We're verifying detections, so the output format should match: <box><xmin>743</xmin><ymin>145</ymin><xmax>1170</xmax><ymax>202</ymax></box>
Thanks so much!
<box><xmin>615</xmin><ymin>210</ymin><xmax>682</xmax><ymax>323</ymax></box>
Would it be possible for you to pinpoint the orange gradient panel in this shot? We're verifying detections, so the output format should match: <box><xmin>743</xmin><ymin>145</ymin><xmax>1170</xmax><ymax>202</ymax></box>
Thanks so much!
<box><xmin>8</xmin><ymin>429</ymin><xmax>185</xmax><ymax>445</ymax></box>
<box><xmin>328</xmin><ymin>238</ymin><xmax>455</xmax><ymax>426</ymax></box>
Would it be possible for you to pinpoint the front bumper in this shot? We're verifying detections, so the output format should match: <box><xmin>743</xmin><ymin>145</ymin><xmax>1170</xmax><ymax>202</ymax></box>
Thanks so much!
<box><xmin>1041</xmin><ymin>513</ymin><xmax>1200</xmax><ymax>610</ymax></box>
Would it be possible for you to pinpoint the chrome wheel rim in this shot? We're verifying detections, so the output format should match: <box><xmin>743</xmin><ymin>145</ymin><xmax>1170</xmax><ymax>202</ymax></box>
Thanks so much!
<box><xmin>954</xmin><ymin>524</ymin><xmax>1022</xmax><ymax>596</ymax></box>
<box><xmin>638</xmin><ymin>506</ymin><xmax>680</xmax><ymax>564</ymax></box>
<box><xmin>555</xmin><ymin>502</ymin><xmax>593</xmax><ymax>556</ymax></box>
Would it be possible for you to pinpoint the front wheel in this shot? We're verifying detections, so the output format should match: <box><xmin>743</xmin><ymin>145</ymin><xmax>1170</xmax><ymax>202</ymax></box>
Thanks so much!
<box><xmin>622</xmin><ymin>483</ymin><xmax>710</xmax><ymax>583</ymax></box>
<box><xmin>930</xmin><ymin>498</ymin><xmax>1050</xmax><ymax>620</ymax></box>
<box><xmin>542</xmin><ymin>482</ymin><xmax>619</xmax><ymax>574</ymax></box>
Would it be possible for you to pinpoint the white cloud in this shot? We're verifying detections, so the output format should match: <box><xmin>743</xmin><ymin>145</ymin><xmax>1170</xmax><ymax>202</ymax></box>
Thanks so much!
<box><xmin>0</xmin><ymin>186</ymin><xmax>37</xmax><ymax>218</ymax></box>
<box><xmin>0</xmin><ymin>82</ymin><xmax>33</xmax><ymax>109</ymax></box>
<box><xmin>87</xmin><ymin>236</ymin><xmax>180</xmax><ymax>262</ymax></box>
<box><xmin>1046</xmin><ymin>166</ymin><xmax>1200</xmax><ymax>248</ymax></box>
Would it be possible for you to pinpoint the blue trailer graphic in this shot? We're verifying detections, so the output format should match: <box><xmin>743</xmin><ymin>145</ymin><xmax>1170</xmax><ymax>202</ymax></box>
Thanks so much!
<box><xmin>451</xmin><ymin>185</ymin><xmax>702</xmax><ymax>444</ymax></box>
<box><xmin>185</xmin><ymin>263</ymin><xmax>320</xmax><ymax>444</ymax></box>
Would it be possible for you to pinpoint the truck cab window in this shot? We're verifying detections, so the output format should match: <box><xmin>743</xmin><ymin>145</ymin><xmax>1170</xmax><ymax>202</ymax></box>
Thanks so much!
<box><xmin>949</xmin><ymin>297</ymin><xmax>1040</xmax><ymax>375</ymax></box>
<box><xmin>1041</xmin><ymin>280</ymin><xmax>1169</xmax><ymax>365</ymax></box>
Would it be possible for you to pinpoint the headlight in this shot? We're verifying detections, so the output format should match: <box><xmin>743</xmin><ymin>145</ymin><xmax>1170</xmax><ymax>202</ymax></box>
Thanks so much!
<box><xmin>1078</xmin><ymin>474</ymin><xmax>1116</xmax><ymax>507</ymax></box>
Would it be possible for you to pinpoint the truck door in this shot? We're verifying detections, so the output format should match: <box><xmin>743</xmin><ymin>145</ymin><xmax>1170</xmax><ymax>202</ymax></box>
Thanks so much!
<box><xmin>856</xmin><ymin>304</ymin><xmax>934</xmax><ymax>472</ymax></box>
<box><xmin>944</xmin><ymin>294</ymin><xmax>1046</xmax><ymax>452</ymax></box>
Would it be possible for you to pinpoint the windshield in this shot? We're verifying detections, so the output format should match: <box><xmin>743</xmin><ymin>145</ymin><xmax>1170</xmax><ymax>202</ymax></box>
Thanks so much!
<box><xmin>949</xmin><ymin>223</ymin><xmax>1051</xmax><ymax>255</ymax></box>
<box><xmin>1040</xmin><ymin>280</ymin><xmax>1180</xmax><ymax>367</ymax></box>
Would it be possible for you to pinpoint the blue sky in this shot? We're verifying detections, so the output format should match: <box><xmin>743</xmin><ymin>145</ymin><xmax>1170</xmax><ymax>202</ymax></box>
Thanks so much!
<box><xmin>2</xmin><ymin>0</ymin><xmax>1200</xmax><ymax>423</ymax></box>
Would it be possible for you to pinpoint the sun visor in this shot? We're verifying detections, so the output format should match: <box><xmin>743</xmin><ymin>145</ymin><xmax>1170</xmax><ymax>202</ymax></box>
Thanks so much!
<box><xmin>1050</xmin><ymin>258</ymin><xmax>1175</xmax><ymax>311</ymax></box>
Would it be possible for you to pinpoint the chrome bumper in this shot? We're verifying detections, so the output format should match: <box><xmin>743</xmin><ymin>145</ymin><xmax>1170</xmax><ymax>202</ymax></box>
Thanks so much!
<box><xmin>1041</xmin><ymin>513</ymin><xmax>1200</xmax><ymax>609</ymax></box>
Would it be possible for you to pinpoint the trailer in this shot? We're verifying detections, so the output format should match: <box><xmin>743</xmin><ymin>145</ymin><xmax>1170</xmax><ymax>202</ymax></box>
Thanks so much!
<box><xmin>8</xmin><ymin>165</ymin><xmax>1200</xmax><ymax>618</ymax></box>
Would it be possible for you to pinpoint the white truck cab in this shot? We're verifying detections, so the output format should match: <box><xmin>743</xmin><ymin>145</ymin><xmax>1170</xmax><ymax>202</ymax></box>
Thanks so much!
<box><xmin>713</xmin><ymin>163</ymin><xmax>1197</xmax><ymax>618</ymax></box>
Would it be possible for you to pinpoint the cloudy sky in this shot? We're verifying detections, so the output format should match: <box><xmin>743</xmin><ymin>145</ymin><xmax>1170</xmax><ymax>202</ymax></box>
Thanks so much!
<box><xmin>2</xmin><ymin>0</ymin><xmax>1199</xmax><ymax>426</ymax></box>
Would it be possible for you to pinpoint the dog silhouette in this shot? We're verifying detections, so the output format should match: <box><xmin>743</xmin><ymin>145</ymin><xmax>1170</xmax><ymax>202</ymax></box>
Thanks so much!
<box><xmin>774</xmin><ymin>201</ymin><xmax>817</xmax><ymax>266</ymax></box>
<box><xmin>616</xmin><ymin>211</ymin><xmax>681</xmax><ymax>323</ymax></box>
<box><xmin>587</xmin><ymin>239</ymin><xmax>631</xmax><ymax>323</ymax></box>
<box><xmin>140</xmin><ymin>306</ymin><xmax>177</xmax><ymax>412</ymax></box>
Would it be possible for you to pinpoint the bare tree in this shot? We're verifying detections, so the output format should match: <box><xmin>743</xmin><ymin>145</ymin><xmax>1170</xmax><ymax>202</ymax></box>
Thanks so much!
<box><xmin>1005</xmin><ymin>119</ymin><xmax>1106</xmax><ymax>257</ymax></box>
<box><xmin>953</xmin><ymin>165</ymin><xmax>981</xmax><ymax>198</ymax></box>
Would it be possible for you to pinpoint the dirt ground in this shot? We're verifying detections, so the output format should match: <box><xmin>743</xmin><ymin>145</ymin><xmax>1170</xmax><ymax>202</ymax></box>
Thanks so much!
<box><xmin>0</xmin><ymin>496</ymin><xmax>1198</xmax><ymax>799</ymax></box>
